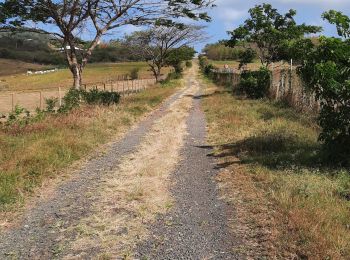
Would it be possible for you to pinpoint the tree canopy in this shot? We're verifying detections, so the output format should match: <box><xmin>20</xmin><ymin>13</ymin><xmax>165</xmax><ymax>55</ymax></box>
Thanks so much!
<box><xmin>126</xmin><ymin>25</ymin><xmax>205</xmax><ymax>81</ymax></box>
<box><xmin>0</xmin><ymin>0</ymin><xmax>214</xmax><ymax>88</ymax></box>
<box><xmin>227</xmin><ymin>3</ymin><xmax>321</xmax><ymax>67</ymax></box>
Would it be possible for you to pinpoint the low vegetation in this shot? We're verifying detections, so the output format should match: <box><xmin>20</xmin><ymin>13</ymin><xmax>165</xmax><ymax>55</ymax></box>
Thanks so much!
<box><xmin>0</xmin><ymin>79</ymin><xmax>179</xmax><ymax>212</ymax></box>
<box><xmin>201</xmin><ymin>77</ymin><xmax>350</xmax><ymax>259</ymax></box>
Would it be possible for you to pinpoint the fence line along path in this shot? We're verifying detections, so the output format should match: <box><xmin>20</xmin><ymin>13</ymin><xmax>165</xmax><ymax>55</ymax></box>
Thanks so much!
<box><xmin>0</xmin><ymin>77</ymin><xmax>158</xmax><ymax>115</ymax></box>
<box><xmin>210</xmin><ymin>64</ymin><xmax>319</xmax><ymax>113</ymax></box>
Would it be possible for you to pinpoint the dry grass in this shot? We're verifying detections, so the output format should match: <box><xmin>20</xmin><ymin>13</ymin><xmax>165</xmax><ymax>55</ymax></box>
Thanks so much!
<box><xmin>201</xmin><ymin>77</ymin><xmax>350</xmax><ymax>259</ymax></box>
<box><xmin>0</xmin><ymin>80</ymin><xmax>179</xmax><ymax>213</ymax></box>
<box><xmin>210</xmin><ymin>59</ymin><xmax>291</xmax><ymax>71</ymax></box>
<box><xmin>0</xmin><ymin>61</ymin><xmax>170</xmax><ymax>92</ymax></box>
<box><xmin>60</xmin><ymin>76</ymin><xmax>199</xmax><ymax>259</ymax></box>
<box><xmin>0</xmin><ymin>58</ymin><xmax>52</xmax><ymax>78</ymax></box>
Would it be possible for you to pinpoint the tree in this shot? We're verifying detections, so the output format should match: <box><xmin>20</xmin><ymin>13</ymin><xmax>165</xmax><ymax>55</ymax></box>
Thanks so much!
<box><xmin>126</xmin><ymin>25</ymin><xmax>205</xmax><ymax>81</ymax></box>
<box><xmin>203</xmin><ymin>42</ymin><xmax>244</xmax><ymax>61</ymax></box>
<box><xmin>296</xmin><ymin>11</ymin><xmax>350</xmax><ymax>165</ymax></box>
<box><xmin>227</xmin><ymin>3</ymin><xmax>321</xmax><ymax>67</ymax></box>
<box><xmin>0</xmin><ymin>0</ymin><xmax>214</xmax><ymax>88</ymax></box>
<box><xmin>166</xmin><ymin>46</ymin><xmax>196</xmax><ymax>73</ymax></box>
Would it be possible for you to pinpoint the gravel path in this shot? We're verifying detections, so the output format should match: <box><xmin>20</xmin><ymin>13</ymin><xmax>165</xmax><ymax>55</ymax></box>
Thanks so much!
<box><xmin>0</xmin><ymin>86</ymin><xmax>188</xmax><ymax>259</ymax></box>
<box><xmin>136</xmin><ymin>74</ymin><xmax>238</xmax><ymax>259</ymax></box>
<box><xmin>0</xmin><ymin>67</ymin><xmax>238</xmax><ymax>259</ymax></box>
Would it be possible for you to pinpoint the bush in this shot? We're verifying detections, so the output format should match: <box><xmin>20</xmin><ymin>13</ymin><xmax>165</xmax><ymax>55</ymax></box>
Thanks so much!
<box><xmin>185</xmin><ymin>61</ymin><xmax>192</xmax><ymax>68</ymax></box>
<box><xmin>45</xmin><ymin>98</ymin><xmax>58</xmax><ymax>113</ymax></box>
<box><xmin>198</xmin><ymin>55</ymin><xmax>209</xmax><ymax>69</ymax></box>
<box><xmin>129</xmin><ymin>68</ymin><xmax>140</xmax><ymax>80</ymax></box>
<box><xmin>204</xmin><ymin>64</ymin><xmax>215</xmax><ymax>76</ymax></box>
<box><xmin>161</xmin><ymin>72</ymin><xmax>182</xmax><ymax>85</ymax></box>
<box><xmin>298</xmin><ymin>36</ymin><xmax>350</xmax><ymax>165</ymax></box>
<box><xmin>7</xmin><ymin>105</ymin><xmax>30</xmax><ymax>126</ymax></box>
<box><xmin>239</xmin><ymin>67</ymin><xmax>270</xmax><ymax>99</ymax></box>
<box><xmin>82</xmin><ymin>89</ymin><xmax>120</xmax><ymax>106</ymax></box>
<box><xmin>59</xmin><ymin>88</ymin><xmax>121</xmax><ymax>112</ymax></box>
<box><xmin>58</xmin><ymin>88</ymin><xmax>81</xmax><ymax>113</ymax></box>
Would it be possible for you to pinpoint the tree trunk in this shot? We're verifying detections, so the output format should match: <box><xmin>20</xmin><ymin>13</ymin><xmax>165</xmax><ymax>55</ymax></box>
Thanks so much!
<box><xmin>156</xmin><ymin>65</ymin><xmax>162</xmax><ymax>81</ymax></box>
<box><xmin>71</xmin><ymin>63</ymin><xmax>82</xmax><ymax>89</ymax></box>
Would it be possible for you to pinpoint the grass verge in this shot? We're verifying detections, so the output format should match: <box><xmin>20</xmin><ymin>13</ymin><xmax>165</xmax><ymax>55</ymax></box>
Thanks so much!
<box><xmin>200</xmin><ymin>76</ymin><xmax>350</xmax><ymax>259</ymax></box>
<box><xmin>0</xmin><ymin>79</ymin><xmax>179</xmax><ymax>213</ymax></box>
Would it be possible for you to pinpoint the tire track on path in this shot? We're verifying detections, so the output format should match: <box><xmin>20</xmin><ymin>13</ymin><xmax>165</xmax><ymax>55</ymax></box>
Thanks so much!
<box><xmin>136</xmin><ymin>66</ymin><xmax>238</xmax><ymax>259</ymax></box>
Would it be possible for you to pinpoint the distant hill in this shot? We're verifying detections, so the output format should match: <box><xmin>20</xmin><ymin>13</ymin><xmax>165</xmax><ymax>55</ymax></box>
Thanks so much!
<box><xmin>0</xmin><ymin>32</ymin><xmax>66</xmax><ymax>65</ymax></box>
<box><xmin>0</xmin><ymin>32</ymin><xmax>142</xmax><ymax>66</ymax></box>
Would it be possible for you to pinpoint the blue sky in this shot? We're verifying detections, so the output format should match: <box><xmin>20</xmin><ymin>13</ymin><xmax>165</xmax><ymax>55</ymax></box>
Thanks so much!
<box><xmin>191</xmin><ymin>0</ymin><xmax>350</xmax><ymax>52</ymax></box>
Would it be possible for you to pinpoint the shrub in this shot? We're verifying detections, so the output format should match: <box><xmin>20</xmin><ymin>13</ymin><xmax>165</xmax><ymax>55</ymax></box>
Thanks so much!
<box><xmin>129</xmin><ymin>68</ymin><xmax>140</xmax><ymax>80</ymax></box>
<box><xmin>58</xmin><ymin>88</ymin><xmax>81</xmax><ymax>113</ymax></box>
<box><xmin>45</xmin><ymin>97</ymin><xmax>58</xmax><ymax>113</ymax></box>
<box><xmin>7</xmin><ymin>105</ymin><xmax>30</xmax><ymax>125</ymax></box>
<box><xmin>185</xmin><ymin>61</ymin><xmax>192</xmax><ymax>68</ymax></box>
<box><xmin>239</xmin><ymin>67</ymin><xmax>270</xmax><ymax>99</ymax></box>
<box><xmin>204</xmin><ymin>64</ymin><xmax>215</xmax><ymax>76</ymax></box>
<box><xmin>298</xmin><ymin>36</ymin><xmax>350</xmax><ymax>165</ymax></box>
<box><xmin>198</xmin><ymin>55</ymin><xmax>209</xmax><ymax>69</ymax></box>
<box><xmin>59</xmin><ymin>88</ymin><xmax>121</xmax><ymax>112</ymax></box>
<box><xmin>161</xmin><ymin>72</ymin><xmax>182</xmax><ymax>85</ymax></box>
<box><xmin>82</xmin><ymin>89</ymin><xmax>120</xmax><ymax>106</ymax></box>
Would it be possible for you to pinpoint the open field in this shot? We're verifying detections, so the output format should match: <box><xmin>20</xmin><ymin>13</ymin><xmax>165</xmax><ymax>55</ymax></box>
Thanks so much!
<box><xmin>209</xmin><ymin>59</ymin><xmax>290</xmax><ymax>71</ymax></box>
<box><xmin>201</xmin><ymin>77</ymin><xmax>350</xmax><ymax>259</ymax></box>
<box><xmin>0</xmin><ymin>78</ymin><xmax>157</xmax><ymax>115</ymax></box>
<box><xmin>0</xmin><ymin>59</ymin><xmax>53</xmax><ymax>78</ymax></box>
<box><xmin>0</xmin><ymin>79</ymin><xmax>179</xmax><ymax>212</ymax></box>
<box><xmin>209</xmin><ymin>59</ymin><xmax>262</xmax><ymax>70</ymax></box>
<box><xmin>0</xmin><ymin>61</ymin><xmax>170</xmax><ymax>92</ymax></box>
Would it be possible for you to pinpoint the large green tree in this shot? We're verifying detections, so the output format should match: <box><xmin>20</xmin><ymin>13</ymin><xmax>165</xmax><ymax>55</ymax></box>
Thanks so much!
<box><xmin>0</xmin><ymin>0</ymin><xmax>214</xmax><ymax>88</ymax></box>
<box><xmin>227</xmin><ymin>3</ymin><xmax>321</xmax><ymax>67</ymax></box>
<box><xmin>296</xmin><ymin>11</ymin><xmax>350</xmax><ymax>164</ymax></box>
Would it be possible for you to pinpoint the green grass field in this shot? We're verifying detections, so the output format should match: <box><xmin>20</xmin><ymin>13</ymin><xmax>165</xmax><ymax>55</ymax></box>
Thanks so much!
<box><xmin>0</xmin><ymin>61</ymin><xmax>170</xmax><ymax>92</ymax></box>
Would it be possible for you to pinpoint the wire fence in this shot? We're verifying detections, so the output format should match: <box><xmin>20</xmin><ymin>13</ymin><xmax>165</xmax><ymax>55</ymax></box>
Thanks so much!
<box><xmin>210</xmin><ymin>67</ymin><xmax>320</xmax><ymax>113</ymax></box>
<box><xmin>0</xmin><ymin>76</ymin><xmax>160</xmax><ymax>115</ymax></box>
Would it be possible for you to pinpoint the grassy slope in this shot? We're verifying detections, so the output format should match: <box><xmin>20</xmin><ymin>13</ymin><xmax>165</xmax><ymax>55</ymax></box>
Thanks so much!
<box><xmin>0</xmin><ymin>58</ymin><xmax>52</xmax><ymax>77</ymax></box>
<box><xmin>0</xmin><ymin>80</ymin><xmax>179</xmax><ymax>211</ymax></box>
<box><xmin>0</xmin><ymin>61</ymin><xmax>170</xmax><ymax>92</ymax></box>
<box><xmin>201</xmin><ymin>77</ymin><xmax>350</xmax><ymax>259</ymax></box>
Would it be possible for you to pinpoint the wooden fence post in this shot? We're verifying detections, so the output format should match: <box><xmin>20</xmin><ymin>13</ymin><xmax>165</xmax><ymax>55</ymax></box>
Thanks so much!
<box><xmin>11</xmin><ymin>93</ymin><xmax>15</xmax><ymax>111</ymax></box>
<box><xmin>39</xmin><ymin>91</ymin><xmax>43</xmax><ymax>110</ymax></box>
<box><xmin>58</xmin><ymin>87</ymin><xmax>62</xmax><ymax>107</ymax></box>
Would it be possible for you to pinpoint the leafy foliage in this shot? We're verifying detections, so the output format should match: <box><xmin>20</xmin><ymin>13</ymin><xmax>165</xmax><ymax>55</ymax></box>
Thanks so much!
<box><xmin>297</xmin><ymin>35</ymin><xmax>350</xmax><ymax>165</ymax></box>
<box><xmin>129</xmin><ymin>68</ymin><xmax>140</xmax><ymax>80</ymax></box>
<box><xmin>185</xmin><ymin>60</ymin><xmax>192</xmax><ymax>68</ymax></box>
<box><xmin>59</xmin><ymin>88</ymin><xmax>121</xmax><ymax>113</ymax></box>
<box><xmin>227</xmin><ymin>3</ymin><xmax>321</xmax><ymax>67</ymax></box>
<box><xmin>82</xmin><ymin>89</ymin><xmax>120</xmax><ymax>106</ymax></box>
<box><xmin>239</xmin><ymin>67</ymin><xmax>270</xmax><ymax>99</ymax></box>
<box><xmin>203</xmin><ymin>42</ymin><xmax>245</xmax><ymax>61</ymax></box>
<box><xmin>238</xmin><ymin>48</ymin><xmax>256</xmax><ymax>69</ymax></box>
<box><xmin>294</xmin><ymin>10</ymin><xmax>350</xmax><ymax>165</ymax></box>
<box><xmin>166</xmin><ymin>46</ymin><xmax>196</xmax><ymax>73</ymax></box>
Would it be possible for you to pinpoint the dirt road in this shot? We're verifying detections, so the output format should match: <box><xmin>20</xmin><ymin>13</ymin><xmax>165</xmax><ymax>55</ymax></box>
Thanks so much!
<box><xmin>0</xmin><ymin>65</ymin><xmax>237</xmax><ymax>259</ymax></box>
